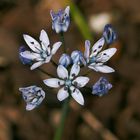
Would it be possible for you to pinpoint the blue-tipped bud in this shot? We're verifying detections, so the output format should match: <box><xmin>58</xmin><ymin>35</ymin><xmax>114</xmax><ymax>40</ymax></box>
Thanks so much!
<box><xmin>59</xmin><ymin>53</ymin><xmax>71</xmax><ymax>67</ymax></box>
<box><xmin>103</xmin><ymin>24</ymin><xmax>117</xmax><ymax>45</ymax></box>
<box><xmin>50</xmin><ymin>6</ymin><xmax>70</xmax><ymax>33</ymax></box>
<box><xmin>92</xmin><ymin>77</ymin><xmax>112</xmax><ymax>97</ymax></box>
<box><xmin>19</xmin><ymin>46</ymin><xmax>32</xmax><ymax>65</ymax></box>
<box><xmin>19</xmin><ymin>86</ymin><xmax>45</xmax><ymax>111</ymax></box>
<box><xmin>71</xmin><ymin>50</ymin><xmax>86</xmax><ymax>66</ymax></box>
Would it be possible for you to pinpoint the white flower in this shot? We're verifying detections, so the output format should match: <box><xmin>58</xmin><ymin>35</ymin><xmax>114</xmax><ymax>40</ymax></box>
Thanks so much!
<box><xmin>43</xmin><ymin>64</ymin><xmax>89</xmax><ymax>105</ymax></box>
<box><xmin>19</xmin><ymin>86</ymin><xmax>45</xmax><ymax>111</ymax></box>
<box><xmin>84</xmin><ymin>37</ymin><xmax>117</xmax><ymax>73</ymax></box>
<box><xmin>20</xmin><ymin>29</ymin><xmax>62</xmax><ymax>70</ymax></box>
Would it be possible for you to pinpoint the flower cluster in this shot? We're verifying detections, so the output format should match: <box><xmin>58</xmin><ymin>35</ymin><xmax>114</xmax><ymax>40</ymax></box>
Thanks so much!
<box><xmin>19</xmin><ymin>6</ymin><xmax>117</xmax><ymax>110</ymax></box>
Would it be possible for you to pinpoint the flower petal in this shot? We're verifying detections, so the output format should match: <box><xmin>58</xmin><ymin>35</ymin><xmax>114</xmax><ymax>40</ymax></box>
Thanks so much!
<box><xmin>84</xmin><ymin>40</ymin><xmax>90</xmax><ymax>60</ymax></box>
<box><xmin>96</xmin><ymin>48</ymin><xmax>117</xmax><ymax>63</ymax></box>
<box><xmin>23</xmin><ymin>34</ymin><xmax>41</xmax><ymax>53</ymax></box>
<box><xmin>90</xmin><ymin>37</ymin><xmax>105</xmax><ymax>57</ymax></box>
<box><xmin>39</xmin><ymin>29</ymin><xmax>50</xmax><ymax>51</ymax></box>
<box><xmin>57</xmin><ymin>65</ymin><xmax>68</xmax><ymax>79</ymax></box>
<box><xmin>20</xmin><ymin>51</ymin><xmax>40</xmax><ymax>60</ymax></box>
<box><xmin>70</xmin><ymin>86</ymin><xmax>84</xmax><ymax>105</ymax></box>
<box><xmin>51</xmin><ymin>42</ymin><xmax>62</xmax><ymax>55</ymax></box>
<box><xmin>72</xmin><ymin>76</ymin><xmax>89</xmax><ymax>88</ymax></box>
<box><xmin>57</xmin><ymin>87</ymin><xmax>69</xmax><ymax>101</ymax></box>
<box><xmin>30</xmin><ymin>61</ymin><xmax>44</xmax><ymax>70</ymax></box>
<box><xmin>50</xmin><ymin>10</ymin><xmax>56</xmax><ymax>20</ymax></box>
<box><xmin>88</xmin><ymin>64</ymin><xmax>99</xmax><ymax>72</ymax></box>
<box><xmin>65</xmin><ymin>6</ymin><xmax>70</xmax><ymax>16</ymax></box>
<box><xmin>89</xmin><ymin>64</ymin><xmax>115</xmax><ymax>73</ymax></box>
<box><xmin>45</xmin><ymin>55</ymin><xmax>52</xmax><ymax>63</ymax></box>
<box><xmin>26</xmin><ymin>103</ymin><xmax>36</xmax><ymax>111</ymax></box>
<box><xmin>43</xmin><ymin>78</ymin><xmax>64</xmax><ymax>88</ymax></box>
<box><xmin>70</xmin><ymin>64</ymin><xmax>80</xmax><ymax>79</ymax></box>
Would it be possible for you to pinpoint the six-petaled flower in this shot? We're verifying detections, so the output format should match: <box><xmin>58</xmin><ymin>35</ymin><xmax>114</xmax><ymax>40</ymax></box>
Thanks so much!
<box><xmin>19</xmin><ymin>86</ymin><xmax>45</xmax><ymax>111</ymax></box>
<box><xmin>19</xmin><ymin>46</ymin><xmax>32</xmax><ymax>65</ymax></box>
<box><xmin>20</xmin><ymin>29</ymin><xmax>62</xmax><ymax>70</ymax></box>
<box><xmin>43</xmin><ymin>64</ymin><xmax>89</xmax><ymax>105</ymax></box>
<box><xmin>84</xmin><ymin>38</ymin><xmax>117</xmax><ymax>73</ymax></box>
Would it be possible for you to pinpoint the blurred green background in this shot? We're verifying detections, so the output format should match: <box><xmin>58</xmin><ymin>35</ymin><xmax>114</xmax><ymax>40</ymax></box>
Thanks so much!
<box><xmin>0</xmin><ymin>0</ymin><xmax>140</xmax><ymax>140</ymax></box>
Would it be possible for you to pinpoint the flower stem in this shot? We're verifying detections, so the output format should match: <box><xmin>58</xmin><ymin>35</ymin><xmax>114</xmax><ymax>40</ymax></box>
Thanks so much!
<box><xmin>51</xmin><ymin>60</ymin><xmax>58</xmax><ymax>67</ymax></box>
<box><xmin>37</xmin><ymin>68</ymin><xmax>55</xmax><ymax>77</ymax></box>
<box><xmin>60</xmin><ymin>32</ymin><xmax>66</xmax><ymax>53</ymax></box>
<box><xmin>83</xmin><ymin>69</ymin><xmax>92</xmax><ymax>76</ymax></box>
<box><xmin>54</xmin><ymin>97</ymin><xmax>70</xmax><ymax>140</ymax></box>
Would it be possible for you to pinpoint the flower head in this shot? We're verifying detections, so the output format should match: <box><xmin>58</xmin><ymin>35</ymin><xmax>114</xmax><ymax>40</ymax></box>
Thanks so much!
<box><xmin>43</xmin><ymin>64</ymin><xmax>89</xmax><ymax>105</ymax></box>
<box><xmin>103</xmin><ymin>24</ymin><xmax>117</xmax><ymax>45</ymax></box>
<box><xmin>50</xmin><ymin>6</ymin><xmax>70</xmax><ymax>33</ymax></box>
<box><xmin>19</xmin><ymin>86</ymin><xmax>45</xmax><ymax>111</ymax></box>
<box><xmin>84</xmin><ymin>38</ymin><xmax>117</xmax><ymax>73</ymax></box>
<box><xmin>20</xmin><ymin>29</ymin><xmax>62</xmax><ymax>70</ymax></box>
<box><xmin>71</xmin><ymin>50</ymin><xmax>86</xmax><ymax>65</ymax></box>
<box><xmin>59</xmin><ymin>53</ymin><xmax>71</xmax><ymax>67</ymax></box>
<box><xmin>92</xmin><ymin>77</ymin><xmax>112</xmax><ymax>96</ymax></box>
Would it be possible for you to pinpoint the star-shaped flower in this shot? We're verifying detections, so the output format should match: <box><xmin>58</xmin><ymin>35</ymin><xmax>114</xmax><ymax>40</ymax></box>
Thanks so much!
<box><xmin>20</xmin><ymin>29</ymin><xmax>62</xmax><ymax>70</ymax></box>
<box><xmin>43</xmin><ymin>64</ymin><xmax>89</xmax><ymax>105</ymax></box>
<box><xmin>50</xmin><ymin>6</ymin><xmax>70</xmax><ymax>33</ymax></box>
<box><xmin>19</xmin><ymin>86</ymin><xmax>45</xmax><ymax>111</ymax></box>
<box><xmin>84</xmin><ymin>38</ymin><xmax>117</xmax><ymax>73</ymax></box>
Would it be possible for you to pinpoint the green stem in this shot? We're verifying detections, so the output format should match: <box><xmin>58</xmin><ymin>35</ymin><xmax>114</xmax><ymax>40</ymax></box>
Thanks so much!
<box><xmin>60</xmin><ymin>32</ymin><xmax>66</xmax><ymax>53</ymax></box>
<box><xmin>54</xmin><ymin>97</ymin><xmax>70</xmax><ymax>140</ymax></box>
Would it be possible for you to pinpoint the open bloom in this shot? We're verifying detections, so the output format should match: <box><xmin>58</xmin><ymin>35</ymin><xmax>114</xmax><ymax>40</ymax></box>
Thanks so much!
<box><xmin>43</xmin><ymin>64</ymin><xmax>89</xmax><ymax>105</ymax></box>
<box><xmin>50</xmin><ymin>6</ymin><xmax>70</xmax><ymax>33</ymax></box>
<box><xmin>84</xmin><ymin>38</ymin><xmax>117</xmax><ymax>73</ymax></box>
<box><xmin>103</xmin><ymin>24</ymin><xmax>117</xmax><ymax>45</ymax></box>
<box><xmin>19</xmin><ymin>86</ymin><xmax>45</xmax><ymax>111</ymax></box>
<box><xmin>92</xmin><ymin>77</ymin><xmax>112</xmax><ymax>96</ymax></box>
<box><xmin>20</xmin><ymin>29</ymin><xmax>62</xmax><ymax>70</ymax></box>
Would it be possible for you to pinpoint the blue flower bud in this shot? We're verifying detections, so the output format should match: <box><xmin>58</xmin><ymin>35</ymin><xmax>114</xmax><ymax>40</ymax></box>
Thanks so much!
<box><xmin>19</xmin><ymin>46</ymin><xmax>32</xmax><ymax>65</ymax></box>
<box><xmin>50</xmin><ymin>6</ymin><xmax>70</xmax><ymax>33</ymax></box>
<box><xmin>59</xmin><ymin>53</ymin><xmax>71</xmax><ymax>67</ymax></box>
<box><xmin>19</xmin><ymin>86</ymin><xmax>45</xmax><ymax>111</ymax></box>
<box><xmin>103</xmin><ymin>24</ymin><xmax>117</xmax><ymax>45</ymax></box>
<box><xmin>71</xmin><ymin>50</ymin><xmax>86</xmax><ymax>65</ymax></box>
<box><xmin>92</xmin><ymin>77</ymin><xmax>112</xmax><ymax>96</ymax></box>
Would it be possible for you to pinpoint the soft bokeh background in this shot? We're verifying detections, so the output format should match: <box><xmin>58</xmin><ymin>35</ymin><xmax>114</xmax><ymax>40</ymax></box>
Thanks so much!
<box><xmin>0</xmin><ymin>0</ymin><xmax>140</xmax><ymax>140</ymax></box>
